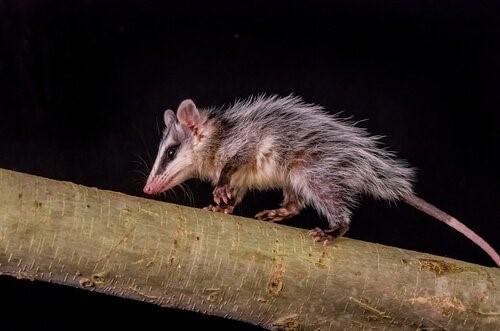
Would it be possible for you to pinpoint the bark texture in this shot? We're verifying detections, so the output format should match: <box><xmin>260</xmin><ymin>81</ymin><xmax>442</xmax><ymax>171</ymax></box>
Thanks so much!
<box><xmin>0</xmin><ymin>168</ymin><xmax>498</xmax><ymax>330</ymax></box>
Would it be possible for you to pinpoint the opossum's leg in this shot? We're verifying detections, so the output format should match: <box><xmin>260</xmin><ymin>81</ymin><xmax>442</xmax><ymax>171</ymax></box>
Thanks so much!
<box><xmin>206</xmin><ymin>152</ymin><xmax>250</xmax><ymax>213</ymax></box>
<box><xmin>211</xmin><ymin>152</ymin><xmax>250</xmax><ymax>207</ymax></box>
<box><xmin>297</xmin><ymin>175</ymin><xmax>353</xmax><ymax>243</ymax></box>
<box><xmin>307</xmin><ymin>195</ymin><xmax>352</xmax><ymax>244</ymax></box>
<box><xmin>255</xmin><ymin>188</ymin><xmax>304</xmax><ymax>222</ymax></box>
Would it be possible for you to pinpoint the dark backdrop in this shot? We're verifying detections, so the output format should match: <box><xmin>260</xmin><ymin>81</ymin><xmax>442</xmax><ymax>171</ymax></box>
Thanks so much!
<box><xmin>0</xmin><ymin>0</ymin><xmax>498</xmax><ymax>330</ymax></box>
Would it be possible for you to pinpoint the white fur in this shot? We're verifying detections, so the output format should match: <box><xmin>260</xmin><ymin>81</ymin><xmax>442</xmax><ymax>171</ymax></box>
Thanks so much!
<box><xmin>149</xmin><ymin>94</ymin><xmax>415</xmax><ymax>227</ymax></box>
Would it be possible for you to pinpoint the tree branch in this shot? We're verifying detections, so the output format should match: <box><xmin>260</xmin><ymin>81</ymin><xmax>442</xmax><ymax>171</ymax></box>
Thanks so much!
<box><xmin>0</xmin><ymin>168</ymin><xmax>498</xmax><ymax>330</ymax></box>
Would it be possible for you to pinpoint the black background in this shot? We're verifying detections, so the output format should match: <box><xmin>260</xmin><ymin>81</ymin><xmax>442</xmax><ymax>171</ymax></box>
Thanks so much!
<box><xmin>0</xmin><ymin>0</ymin><xmax>498</xmax><ymax>330</ymax></box>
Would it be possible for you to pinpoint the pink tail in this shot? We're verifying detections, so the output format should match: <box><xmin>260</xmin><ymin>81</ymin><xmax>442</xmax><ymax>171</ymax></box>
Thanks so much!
<box><xmin>404</xmin><ymin>194</ymin><xmax>500</xmax><ymax>267</ymax></box>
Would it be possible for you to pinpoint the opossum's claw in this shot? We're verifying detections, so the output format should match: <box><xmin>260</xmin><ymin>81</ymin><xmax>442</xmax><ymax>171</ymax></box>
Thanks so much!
<box><xmin>203</xmin><ymin>204</ymin><xmax>234</xmax><ymax>214</ymax></box>
<box><xmin>308</xmin><ymin>227</ymin><xmax>334</xmax><ymax>243</ymax></box>
<box><xmin>213</xmin><ymin>184</ymin><xmax>235</xmax><ymax>206</ymax></box>
<box><xmin>255</xmin><ymin>207</ymin><xmax>299</xmax><ymax>222</ymax></box>
<box><xmin>308</xmin><ymin>225</ymin><xmax>349</xmax><ymax>244</ymax></box>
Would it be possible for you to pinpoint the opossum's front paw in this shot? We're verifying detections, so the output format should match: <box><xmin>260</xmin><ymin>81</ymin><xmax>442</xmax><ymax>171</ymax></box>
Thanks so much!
<box><xmin>213</xmin><ymin>184</ymin><xmax>236</xmax><ymax>205</ymax></box>
<box><xmin>255</xmin><ymin>208</ymin><xmax>298</xmax><ymax>222</ymax></box>
<box><xmin>203</xmin><ymin>204</ymin><xmax>234</xmax><ymax>214</ymax></box>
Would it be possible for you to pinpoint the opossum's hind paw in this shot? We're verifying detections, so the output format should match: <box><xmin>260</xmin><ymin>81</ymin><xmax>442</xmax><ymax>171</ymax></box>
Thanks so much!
<box><xmin>213</xmin><ymin>184</ymin><xmax>236</xmax><ymax>205</ymax></box>
<box><xmin>309</xmin><ymin>227</ymin><xmax>334</xmax><ymax>244</ymax></box>
<box><xmin>255</xmin><ymin>207</ymin><xmax>299</xmax><ymax>222</ymax></box>
<box><xmin>203</xmin><ymin>204</ymin><xmax>234</xmax><ymax>214</ymax></box>
<box><xmin>308</xmin><ymin>225</ymin><xmax>349</xmax><ymax>245</ymax></box>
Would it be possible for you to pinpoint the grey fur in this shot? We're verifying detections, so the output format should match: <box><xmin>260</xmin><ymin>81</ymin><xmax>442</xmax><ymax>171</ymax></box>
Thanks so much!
<box><xmin>144</xmin><ymin>94</ymin><xmax>500</xmax><ymax>266</ymax></box>
<box><xmin>209</xmin><ymin>96</ymin><xmax>414</xmax><ymax>227</ymax></box>
<box><xmin>198</xmin><ymin>94</ymin><xmax>414</xmax><ymax>229</ymax></box>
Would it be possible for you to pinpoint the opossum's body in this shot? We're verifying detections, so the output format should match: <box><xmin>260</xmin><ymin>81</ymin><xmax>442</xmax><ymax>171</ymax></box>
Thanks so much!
<box><xmin>143</xmin><ymin>95</ymin><xmax>500</xmax><ymax>266</ymax></box>
<box><xmin>194</xmin><ymin>96</ymin><xmax>414</xmax><ymax>227</ymax></box>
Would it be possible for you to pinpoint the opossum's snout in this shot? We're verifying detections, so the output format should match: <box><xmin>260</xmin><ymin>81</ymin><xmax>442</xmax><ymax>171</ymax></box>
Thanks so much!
<box><xmin>143</xmin><ymin>179</ymin><xmax>164</xmax><ymax>195</ymax></box>
<box><xmin>143</xmin><ymin>184</ymin><xmax>155</xmax><ymax>195</ymax></box>
<box><xmin>143</xmin><ymin>175</ymin><xmax>177</xmax><ymax>195</ymax></box>
<box><xmin>143</xmin><ymin>159</ymin><xmax>189</xmax><ymax>195</ymax></box>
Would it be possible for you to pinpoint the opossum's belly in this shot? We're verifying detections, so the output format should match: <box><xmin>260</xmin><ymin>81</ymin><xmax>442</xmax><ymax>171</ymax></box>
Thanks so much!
<box><xmin>228</xmin><ymin>136</ymin><xmax>286</xmax><ymax>190</ymax></box>
<box><xmin>231</xmin><ymin>164</ymin><xmax>286</xmax><ymax>190</ymax></box>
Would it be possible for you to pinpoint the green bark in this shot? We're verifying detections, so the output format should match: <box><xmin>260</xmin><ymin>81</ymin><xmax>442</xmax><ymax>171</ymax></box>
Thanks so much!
<box><xmin>0</xmin><ymin>168</ymin><xmax>498</xmax><ymax>330</ymax></box>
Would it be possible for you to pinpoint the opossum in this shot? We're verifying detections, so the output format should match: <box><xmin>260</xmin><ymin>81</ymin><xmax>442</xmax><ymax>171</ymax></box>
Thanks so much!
<box><xmin>143</xmin><ymin>95</ymin><xmax>500</xmax><ymax>266</ymax></box>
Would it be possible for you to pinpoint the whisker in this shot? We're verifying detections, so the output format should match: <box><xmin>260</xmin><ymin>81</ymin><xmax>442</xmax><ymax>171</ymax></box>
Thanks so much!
<box><xmin>130</xmin><ymin>169</ymin><xmax>148</xmax><ymax>178</ymax></box>
<box><xmin>177</xmin><ymin>184</ymin><xmax>188</xmax><ymax>205</ymax></box>
<box><xmin>155</xmin><ymin>116</ymin><xmax>162</xmax><ymax>138</ymax></box>
<box><xmin>137</xmin><ymin>154</ymin><xmax>152</xmax><ymax>172</ymax></box>
<box><xmin>131</xmin><ymin>157</ymin><xmax>148</xmax><ymax>170</ymax></box>
<box><xmin>127</xmin><ymin>121</ymin><xmax>156</xmax><ymax>163</ymax></box>
<box><xmin>179</xmin><ymin>183</ymin><xmax>195</xmax><ymax>207</ymax></box>
<box><xmin>129</xmin><ymin>154</ymin><xmax>152</xmax><ymax>193</ymax></box>
<box><xmin>187</xmin><ymin>186</ymin><xmax>195</xmax><ymax>206</ymax></box>
<box><xmin>170</xmin><ymin>187</ymin><xmax>179</xmax><ymax>201</ymax></box>
<box><xmin>130</xmin><ymin>177</ymin><xmax>146</xmax><ymax>185</ymax></box>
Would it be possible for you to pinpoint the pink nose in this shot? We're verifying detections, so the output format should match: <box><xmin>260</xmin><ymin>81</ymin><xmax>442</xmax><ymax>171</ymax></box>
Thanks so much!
<box><xmin>143</xmin><ymin>184</ymin><xmax>155</xmax><ymax>195</ymax></box>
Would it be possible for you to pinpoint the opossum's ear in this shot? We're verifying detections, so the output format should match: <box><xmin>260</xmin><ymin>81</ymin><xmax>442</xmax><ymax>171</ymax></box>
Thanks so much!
<box><xmin>177</xmin><ymin>99</ymin><xmax>200</xmax><ymax>131</ymax></box>
<box><xmin>163</xmin><ymin>109</ymin><xmax>176</xmax><ymax>127</ymax></box>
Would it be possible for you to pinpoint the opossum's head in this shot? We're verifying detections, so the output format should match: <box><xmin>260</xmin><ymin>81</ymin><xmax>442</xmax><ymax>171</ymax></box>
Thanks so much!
<box><xmin>143</xmin><ymin>99</ymin><xmax>204</xmax><ymax>195</ymax></box>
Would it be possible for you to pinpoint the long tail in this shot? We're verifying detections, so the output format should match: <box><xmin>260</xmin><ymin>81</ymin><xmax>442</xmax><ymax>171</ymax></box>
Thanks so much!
<box><xmin>404</xmin><ymin>194</ymin><xmax>500</xmax><ymax>267</ymax></box>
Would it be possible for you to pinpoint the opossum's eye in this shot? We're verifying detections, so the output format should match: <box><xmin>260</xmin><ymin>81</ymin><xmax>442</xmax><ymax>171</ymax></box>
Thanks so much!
<box><xmin>166</xmin><ymin>144</ymin><xmax>180</xmax><ymax>160</ymax></box>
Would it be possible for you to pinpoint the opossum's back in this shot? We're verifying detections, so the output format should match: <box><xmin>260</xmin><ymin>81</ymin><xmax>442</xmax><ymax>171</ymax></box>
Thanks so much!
<box><xmin>217</xmin><ymin>95</ymin><xmax>415</xmax><ymax>199</ymax></box>
<box><xmin>220</xmin><ymin>95</ymin><xmax>355</xmax><ymax>146</ymax></box>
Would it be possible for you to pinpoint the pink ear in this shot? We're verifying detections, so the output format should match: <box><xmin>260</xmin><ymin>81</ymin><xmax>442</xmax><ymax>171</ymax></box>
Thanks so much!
<box><xmin>163</xmin><ymin>109</ymin><xmax>176</xmax><ymax>127</ymax></box>
<box><xmin>177</xmin><ymin>99</ymin><xmax>200</xmax><ymax>129</ymax></box>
